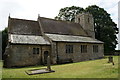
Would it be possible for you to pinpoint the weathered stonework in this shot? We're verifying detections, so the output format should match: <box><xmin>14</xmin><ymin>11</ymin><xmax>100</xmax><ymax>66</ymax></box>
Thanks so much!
<box><xmin>56</xmin><ymin>42</ymin><xmax>103</xmax><ymax>63</ymax></box>
<box><xmin>75</xmin><ymin>12</ymin><xmax>95</xmax><ymax>38</ymax></box>
<box><xmin>4</xmin><ymin>45</ymin><xmax>50</xmax><ymax>67</ymax></box>
<box><xmin>4</xmin><ymin>12</ymin><xmax>104</xmax><ymax>67</ymax></box>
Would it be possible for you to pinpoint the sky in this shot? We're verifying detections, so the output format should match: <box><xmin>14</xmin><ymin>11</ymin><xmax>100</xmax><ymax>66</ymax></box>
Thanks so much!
<box><xmin>0</xmin><ymin>0</ymin><xmax>120</xmax><ymax>49</ymax></box>
<box><xmin>118</xmin><ymin>1</ymin><xmax>120</xmax><ymax>50</ymax></box>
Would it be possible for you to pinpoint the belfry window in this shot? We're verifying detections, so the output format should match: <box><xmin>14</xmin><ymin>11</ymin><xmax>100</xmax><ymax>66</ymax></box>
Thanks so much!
<box><xmin>78</xmin><ymin>18</ymin><xmax>80</xmax><ymax>23</ymax></box>
<box><xmin>88</xmin><ymin>18</ymin><xmax>90</xmax><ymax>23</ymax></box>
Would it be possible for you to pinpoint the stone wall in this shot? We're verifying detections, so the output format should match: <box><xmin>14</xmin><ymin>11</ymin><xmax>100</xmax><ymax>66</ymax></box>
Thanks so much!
<box><xmin>4</xmin><ymin>42</ymin><xmax>104</xmax><ymax>67</ymax></box>
<box><xmin>75</xmin><ymin>13</ymin><xmax>95</xmax><ymax>38</ymax></box>
<box><xmin>56</xmin><ymin>42</ymin><xmax>104</xmax><ymax>63</ymax></box>
<box><xmin>4</xmin><ymin>44</ymin><xmax>50</xmax><ymax>67</ymax></box>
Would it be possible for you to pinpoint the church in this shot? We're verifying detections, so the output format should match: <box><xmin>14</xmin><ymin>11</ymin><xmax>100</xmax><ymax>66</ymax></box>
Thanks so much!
<box><xmin>4</xmin><ymin>12</ymin><xmax>104</xmax><ymax>67</ymax></box>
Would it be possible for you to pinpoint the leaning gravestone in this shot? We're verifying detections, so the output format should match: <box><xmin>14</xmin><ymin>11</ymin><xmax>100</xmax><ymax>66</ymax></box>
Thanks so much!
<box><xmin>108</xmin><ymin>56</ymin><xmax>113</xmax><ymax>63</ymax></box>
<box><xmin>108</xmin><ymin>56</ymin><xmax>114</xmax><ymax>65</ymax></box>
<box><xmin>25</xmin><ymin>56</ymin><xmax>55</xmax><ymax>75</ymax></box>
<box><xmin>46</xmin><ymin>56</ymin><xmax>51</xmax><ymax>71</ymax></box>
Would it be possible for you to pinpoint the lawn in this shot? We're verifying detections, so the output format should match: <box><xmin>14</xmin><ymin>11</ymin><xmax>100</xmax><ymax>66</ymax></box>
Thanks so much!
<box><xmin>1</xmin><ymin>56</ymin><xmax>119</xmax><ymax>78</ymax></box>
<box><xmin>0</xmin><ymin>60</ymin><xmax>2</xmax><ymax>79</ymax></box>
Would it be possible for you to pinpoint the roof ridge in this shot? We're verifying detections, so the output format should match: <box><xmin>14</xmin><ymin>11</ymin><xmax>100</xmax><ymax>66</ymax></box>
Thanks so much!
<box><xmin>10</xmin><ymin>17</ymin><xmax>37</xmax><ymax>22</ymax></box>
<box><xmin>45</xmin><ymin>33</ymin><xmax>88</xmax><ymax>37</ymax></box>
<box><xmin>39</xmin><ymin>17</ymin><xmax>79</xmax><ymax>24</ymax></box>
<box><xmin>10</xmin><ymin>33</ymin><xmax>42</xmax><ymax>36</ymax></box>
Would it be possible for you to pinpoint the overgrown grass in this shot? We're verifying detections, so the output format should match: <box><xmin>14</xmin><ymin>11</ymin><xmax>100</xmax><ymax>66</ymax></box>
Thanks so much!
<box><xmin>1</xmin><ymin>56</ymin><xmax>119</xmax><ymax>78</ymax></box>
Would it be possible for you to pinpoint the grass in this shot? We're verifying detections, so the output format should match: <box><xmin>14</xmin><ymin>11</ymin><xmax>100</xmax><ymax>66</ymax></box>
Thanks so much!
<box><xmin>1</xmin><ymin>56</ymin><xmax>119</xmax><ymax>78</ymax></box>
<box><xmin>0</xmin><ymin>60</ymin><xmax>2</xmax><ymax>79</ymax></box>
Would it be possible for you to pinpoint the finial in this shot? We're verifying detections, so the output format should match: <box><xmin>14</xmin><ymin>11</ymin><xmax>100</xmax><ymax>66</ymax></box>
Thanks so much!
<box><xmin>8</xmin><ymin>13</ymin><xmax>11</xmax><ymax>18</ymax></box>
<box><xmin>38</xmin><ymin>14</ymin><xmax>40</xmax><ymax>17</ymax></box>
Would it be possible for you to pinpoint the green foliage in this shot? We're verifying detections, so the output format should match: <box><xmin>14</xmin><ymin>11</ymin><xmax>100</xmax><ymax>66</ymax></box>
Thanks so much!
<box><xmin>2</xmin><ymin>56</ymin><xmax>118</xmax><ymax>78</ymax></box>
<box><xmin>2</xmin><ymin>27</ymin><xmax>8</xmax><ymax>56</ymax></box>
<box><xmin>55</xmin><ymin>5</ymin><xmax>119</xmax><ymax>54</ymax></box>
<box><xmin>85</xmin><ymin>5</ymin><xmax>119</xmax><ymax>54</ymax></box>
<box><xmin>55</xmin><ymin>6</ymin><xmax>84</xmax><ymax>22</ymax></box>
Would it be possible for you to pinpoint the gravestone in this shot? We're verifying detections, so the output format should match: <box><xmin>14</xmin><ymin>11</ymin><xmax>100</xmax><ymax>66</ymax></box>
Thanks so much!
<box><xmin>46</xmin><ymin>56</ymin><xmax>51</xmax><ymax>71</ymax></box>
<box><xmin>25</xmin><ymin>55</ymin><xmax>55</xmax><ymax>75</ymax></box>
<box><xmin>108</xmin><ymin>56</ymin><xmax>113</xmax><ymax>63</ymax></box>
<box><xmin>108</xmin><ymin>56</ymin><xmax>114</xmax><ymax>65</ymax></box>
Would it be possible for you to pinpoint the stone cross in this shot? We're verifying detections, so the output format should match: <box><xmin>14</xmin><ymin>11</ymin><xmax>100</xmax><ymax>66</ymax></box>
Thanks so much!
<box><xmin>46</xmin><ymin>56</ymin><xmax>51</xmax><ymax>71</ymax></box>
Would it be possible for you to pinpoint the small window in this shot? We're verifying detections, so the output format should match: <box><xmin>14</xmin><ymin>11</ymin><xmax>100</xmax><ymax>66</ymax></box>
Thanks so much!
<box><xmin>93</xmin><ymin>45</ymin><xmax>98</xmax><ymax>53</ymax></box>
<box><xmin>36</xmin><ymin>48</ymin><xmax>39</xmax><ymax>54</ymax></box>
<box><xmin>78</xmin><ymin>18</ymin><xmax>80</xmax><ymax>23</ymax></box>
<box><xmin>81</xmin><ymin>45</ymin><xmax>87</xmax><ymax>53</ymax></box>
<box><xmin>66</xmin><ymin>45</ymin><xmax>73</xmax><ymax>53</ymax></box>
<box><xmin>88</xmin><ymin>18</ymin><xmax>90</xmax><ymax>23</ymax></box>
<box><xmin>33</xmin><ymin>48</ymin><xmax>39</xmax><ymax>54</ymax></box>
<box><xmin>33</xmin><ymin>48</ymin><xmax>36</xmax><ymax>54</ymax></box>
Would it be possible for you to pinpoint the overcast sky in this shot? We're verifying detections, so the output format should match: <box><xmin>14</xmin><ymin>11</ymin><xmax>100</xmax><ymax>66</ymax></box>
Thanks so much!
<box><xmin>0</xmin><ymin>0</ymin><xmax>119</xmax><ymax>30</ymax></box>
<box><xmin>0</xmin><ymin>0</ymin><xmax>120</xmax><ymax>49</ymax></box>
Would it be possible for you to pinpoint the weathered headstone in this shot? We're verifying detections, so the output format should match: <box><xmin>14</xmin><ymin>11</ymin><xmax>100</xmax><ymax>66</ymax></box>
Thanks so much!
<box><xmin>25</xmin><ymin>55</ymin><xmax>55</xmax><ymax>75</ymax></box>
<box><xmin>108</xmin><ymin>56</ymin><xmax>114</xmax><ymax>65</ymax></box>
<box><xmin>108</xmin><ymin>56</ymin><xmax>113</xmax><ymax>63</ymax></box>
<box><xmin>46</xmin><ymin>56</ymin><xmax>51</xmax><ymax>71</ymax></box>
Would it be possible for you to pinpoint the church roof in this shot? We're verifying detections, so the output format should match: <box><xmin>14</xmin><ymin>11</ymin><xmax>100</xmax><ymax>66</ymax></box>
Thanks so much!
<box><xmin>8</xmin><ymin>16</ymin><xmax>103</xmax><ymax>44</ymax></box>
<box><xmin>8</xmin><ymin>18</ymin><xmax>42</xmax><ymax>36</ymax></box>
<box><xmin>45</xmin><ymin>33</ymin><xmax>103</xmax><ymax>43</ymax></box>
<box><xmin>9</xmin><ymin>34</ymin><xmax>50</xmax><ymax>45</ymax></box>
<box><xmin>8</xmin><ymin>17</ymin><xmax>88</xmax><ymax>36</ymax></box>
<box><xmin>39</xmin><ymin>17</ymin><xmax>88</xmax><ymax>36</ymax></box>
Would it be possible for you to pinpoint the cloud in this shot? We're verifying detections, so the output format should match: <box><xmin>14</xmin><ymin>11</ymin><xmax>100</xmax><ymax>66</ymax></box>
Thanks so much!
<box><xmin>0</xmin><ymin>0</ymin><xmax>23</xmax><ymax>30</ymax></box>
<box><xmin>0</xmin><ymin>0</ymin><xmax>119</xmax><ymax>49</ymax></box>
<box><xmin>0</xmin><ymin>0</ymin><xmax>119</xmax><ymax>30</ymax></box>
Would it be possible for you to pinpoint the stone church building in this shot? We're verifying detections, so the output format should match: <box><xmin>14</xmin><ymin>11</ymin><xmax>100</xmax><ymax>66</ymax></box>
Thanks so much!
<box><xmin>4</xmin><ymin>13</ymin><xmax>104</xmax><ymax>67</ymax></box>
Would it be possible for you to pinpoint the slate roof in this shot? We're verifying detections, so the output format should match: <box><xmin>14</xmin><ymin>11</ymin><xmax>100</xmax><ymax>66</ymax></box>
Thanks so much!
<box><xmin>8</xmin><ymin>17</ymin><xmax>42</xmax><ymax>35</ymax></box>
<box><xmin>45</xmin><ymin>33</ymin><xmax>103</xmax><ymax>43</ymax></box>
<box><xmin>8</xmin><ymin>17</ymin><xmax>103</xmax><ymax>44</ymax></box>
<box><xmin>9</xmin><ymin>34</ymin><xmax>50</xmax><ymax>45</ymax></box>
<box><xmin>39</xmin><ymin>17</ymin><xmax>88</xmax><ymax>36</ymax></box>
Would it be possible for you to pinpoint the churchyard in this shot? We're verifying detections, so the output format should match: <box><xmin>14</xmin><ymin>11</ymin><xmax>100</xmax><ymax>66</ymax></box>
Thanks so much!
<box><xmin>1</xmin><ymin>56</ymin><xmax>119</xmax><ymax>78</ymax></box>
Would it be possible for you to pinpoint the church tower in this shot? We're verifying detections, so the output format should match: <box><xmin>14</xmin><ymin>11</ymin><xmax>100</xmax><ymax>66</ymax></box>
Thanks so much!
<box><xmin>75</xmin><ymin>12</ymin><xmax>95</xmax><ymax>38</ymax></box>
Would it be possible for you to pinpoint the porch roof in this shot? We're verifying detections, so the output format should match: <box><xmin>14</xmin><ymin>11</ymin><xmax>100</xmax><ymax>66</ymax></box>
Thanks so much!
<box><xmin>45</xmin><ymin>33</ymin><xmax>103</xmax><ymax>44</ymax></box>
<box><xmin>9</xmin><ymin>34</ymin><xmax>50</xmax><ymax>45</ymax></box>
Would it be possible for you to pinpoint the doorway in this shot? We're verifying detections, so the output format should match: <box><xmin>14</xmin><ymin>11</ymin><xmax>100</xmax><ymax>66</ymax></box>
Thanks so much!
<box><xmin>44</xmin><ymin>51</ymin><xmax>49</xmax><ymax>64</ymax></box>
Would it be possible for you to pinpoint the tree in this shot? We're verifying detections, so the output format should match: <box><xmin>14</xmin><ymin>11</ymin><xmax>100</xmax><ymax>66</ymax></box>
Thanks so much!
<box><xmin>85</xmin><ymin>5</ymin><xmax>118</xmax><ymax>54</ymax></box>
<box><xmin>55</xmin><ymin>5</ymin><xmax>119</xmax><ymax>54</ymax></box>
<box><xmin>55</xmin><ymin>6</ymin><xmax>84</xmax><ymax>22</ymax></box>
<box><xmin>2</xmin><ymin>27</ymin><xmax>8</xmax><ymax>57</ymax></box>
